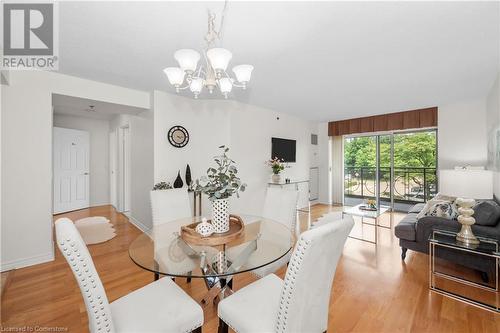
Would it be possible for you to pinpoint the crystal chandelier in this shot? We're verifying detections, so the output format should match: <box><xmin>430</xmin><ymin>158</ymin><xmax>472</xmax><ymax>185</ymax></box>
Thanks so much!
<box><xmin>163</xmin><ymin>5</ymin><xmax>253</xmax><ymax>99</ymax></box>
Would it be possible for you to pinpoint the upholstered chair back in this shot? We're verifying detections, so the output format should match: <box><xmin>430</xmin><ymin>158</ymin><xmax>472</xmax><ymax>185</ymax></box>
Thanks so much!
<box><xmin>275</xmin><ymin>216</ymin><xmax>354</xmax><ymax>333</ymax></box>
<box><xmin>150</xmin><ymin>188</ymin><xmax>191</xmax><ymax>226</ymax></box>
<box><xmin>55</xmin><ymin>218</ymin><xmax>115</xmax><ymax>333</ymax></box>
<box><xmin>262</xmin><ymin>187</ymin><xmax>299</xmax><ymax>236</ymax></box>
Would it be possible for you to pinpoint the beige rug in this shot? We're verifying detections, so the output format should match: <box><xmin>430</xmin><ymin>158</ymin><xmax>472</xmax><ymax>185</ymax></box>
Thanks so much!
<box><xmin>74</xmin><ymin>216</ymin><xmax>116</xmax><ymax>245</ymax></box>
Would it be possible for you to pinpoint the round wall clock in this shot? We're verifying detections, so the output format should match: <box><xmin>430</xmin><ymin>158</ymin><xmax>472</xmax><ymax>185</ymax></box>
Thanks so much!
<box><xmin>168</xmin><ymin>125</ymin><xmax>189</xmax><ymax>148</ymax></box>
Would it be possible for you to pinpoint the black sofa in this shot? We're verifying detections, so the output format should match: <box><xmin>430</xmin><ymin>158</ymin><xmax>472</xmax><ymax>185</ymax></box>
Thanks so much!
<box><xmin>395</xmin><ymin>199</ymin><xmax>500</xmax><ymax>279</ymax></box>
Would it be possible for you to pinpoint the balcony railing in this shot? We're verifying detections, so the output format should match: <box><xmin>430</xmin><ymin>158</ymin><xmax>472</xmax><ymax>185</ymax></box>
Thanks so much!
<box><xmin>344</xmin><ymin>166</ymin><xmax>437</xmax><ymax>205</ymax></box>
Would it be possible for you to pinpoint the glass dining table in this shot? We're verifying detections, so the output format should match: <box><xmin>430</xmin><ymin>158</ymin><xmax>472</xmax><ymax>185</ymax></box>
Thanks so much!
<box><xmin>128</xmin><ymin>215</ymin><xmax>294</xmax><ymax>306</ymax></box>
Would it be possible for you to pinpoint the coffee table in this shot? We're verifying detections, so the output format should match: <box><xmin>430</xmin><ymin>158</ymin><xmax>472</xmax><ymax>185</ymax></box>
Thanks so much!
<box><xmin>342</xmin><ymin>204</ymin><xmax>391</xmax><ymax>244</ymax></box>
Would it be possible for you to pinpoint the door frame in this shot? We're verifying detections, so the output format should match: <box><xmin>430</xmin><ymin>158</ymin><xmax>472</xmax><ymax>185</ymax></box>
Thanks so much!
<box><xmin>109</xmin><ymin>130</ymin><xmax>118</xmax><ymax>209</ymax></box>
<box><xmin>52</xmin><ymin>126</ymin><xmax>90</xmax><ymax>214</ymax></box>
<box><xmin>117</xmin><ymin>125</ymin><xmax>131</xmax><ymax>213</ymax></box>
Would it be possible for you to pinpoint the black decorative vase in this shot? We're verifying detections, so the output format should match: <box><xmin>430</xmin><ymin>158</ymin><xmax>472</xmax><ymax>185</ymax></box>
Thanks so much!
<box><xmin>174</xmin><ymin>171</ymin><xmax>183</xmax><ymax>188</ymax></box>
<box><xmin>185</xmin><ymin>164</ymin><xmax>192</xmax><ymax>187</ymax></box>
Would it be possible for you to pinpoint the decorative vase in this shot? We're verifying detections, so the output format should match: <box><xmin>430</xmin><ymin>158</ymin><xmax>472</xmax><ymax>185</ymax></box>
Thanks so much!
<box><xmin>195</xmin><ymin>217</ymin><xmax>214</xmax><ymax>237</ymax></box>
<box><xmin>185</xmin><ymin>164</ymin><xmax>192</xmax><ymax>187</ymax></box>
<box><xmin>212</xmin><ymin>198</ymin><xmax>230</xmax><ymax>233</ymax></box>
<box><xmin>272</xmin><ymin>173</ymin><xmax>281</xmax><ymax>183</ymax></box>
<box><xmin>174</xmin><ymin>171</ymin><xmax>183</xmax><ymax>188</ymax></box>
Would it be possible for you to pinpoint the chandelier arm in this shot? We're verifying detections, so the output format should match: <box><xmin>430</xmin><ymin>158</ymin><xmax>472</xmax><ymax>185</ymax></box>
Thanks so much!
<box><xmin>232</xmin><ymin>82</ymin><xmax>246</xmax><ymax>88</ymax></box>
<box><xmin>177</xmin><ymin>84</ymin><xmax>191</xmax><ymax>90</ymax></box>
<box><xmin>217</xmin><ymin>0</ymin><xmax>229</xmax><ymax>42</ymax></box>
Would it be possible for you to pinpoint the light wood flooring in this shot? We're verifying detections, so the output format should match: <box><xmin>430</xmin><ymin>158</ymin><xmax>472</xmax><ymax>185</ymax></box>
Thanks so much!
<box><xmin>1</xmin><ymin>204</ymin><xmax>499</xmax><ymax>332</ymax></box>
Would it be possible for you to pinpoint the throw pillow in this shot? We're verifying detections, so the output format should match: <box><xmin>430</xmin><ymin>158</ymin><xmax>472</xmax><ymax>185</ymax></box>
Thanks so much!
<box><xmin>425</xmin><ymin>202</ymin><xmax>459</xmax><ymax>220</ymax></box>
<box><xmin>416</xmin><ymin>199</ymin><xmax>451</xmax><ymax>219</ymax></box>
<box><xmin>473</xmin><ymin>201</ymin><xmax>500</xmax><ymax>226</ymax></box>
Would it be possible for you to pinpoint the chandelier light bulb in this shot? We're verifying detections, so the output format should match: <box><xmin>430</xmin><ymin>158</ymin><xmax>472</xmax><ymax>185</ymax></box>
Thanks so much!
<box><xmin>189</xmin><ymin>77</ymin><xmax>204</xmax><ymax>95</ymax></box>
<box><xmin>232</xmin><ymin>64</ymin><xmax>254</xmax><ymax>83</ymax></box>
<box><xmin>174</xmin><ymin>49</ymin><xmax>200</xmax><ymax>73</ymax></box>
<box><xmin>206</xmin><ymin>48</ymin><xmax>233</xmax><ymax>72</ymax></box>
<box><xmin>163</xmin><ymin>67</ymin><xmax>185</xmax><ymax>87</ymax></box>
<box><xmin>219</xmin><ymin>77</ymin><xmax>233</xmax><ymax>97</ymax></box>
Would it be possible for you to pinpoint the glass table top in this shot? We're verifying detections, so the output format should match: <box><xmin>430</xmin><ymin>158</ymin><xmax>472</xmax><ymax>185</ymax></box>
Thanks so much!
<box><xmin>429</xmin><ymin>229</ymin><xmax>500</xmax><ymax>256</ymax></box>
<box><xmin>129</xmin><ymin>215</ymin><xmax>294</xmax><ymax>278</ymax></box>
<box><xmin>342</xmin><ymin>204</ymin><xmax>390</xmax><ymax>219</ymax></box>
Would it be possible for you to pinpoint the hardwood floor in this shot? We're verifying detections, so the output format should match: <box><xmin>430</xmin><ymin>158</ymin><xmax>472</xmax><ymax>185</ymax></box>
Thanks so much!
<box><xmin>1</xmin><ymin>204</ymin><xmax>499</xmax><ymax>332</ymax></box>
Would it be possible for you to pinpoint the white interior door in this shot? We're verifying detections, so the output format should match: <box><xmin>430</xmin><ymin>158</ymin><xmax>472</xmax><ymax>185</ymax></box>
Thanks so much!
<box><xmin>109</xmin><ymin>130</ymin><xmax>118</xmax><ymax>209</ymax></box>
<box><xmin>53</xmin><ymin>127</ymin><xmax>90</xmax><ymax>214</ymax></box>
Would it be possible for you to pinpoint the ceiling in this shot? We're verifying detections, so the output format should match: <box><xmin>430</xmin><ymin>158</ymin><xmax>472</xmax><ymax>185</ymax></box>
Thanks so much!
<box><xmin>58</xmin><ymin>1</ymin><xmax>500</xmax><ymax>121</ymax></box>
<box><xmin>52</xmin><ymin>94</ymin><xmax>148</xmax><ymax>120</ymax></box>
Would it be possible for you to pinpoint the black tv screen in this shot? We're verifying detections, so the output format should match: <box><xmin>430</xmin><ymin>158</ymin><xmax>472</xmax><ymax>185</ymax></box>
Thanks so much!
<box><xmin>272</xmin><ymin>137</ymin><xmax>296</xmax><ymax>162</ymax></box>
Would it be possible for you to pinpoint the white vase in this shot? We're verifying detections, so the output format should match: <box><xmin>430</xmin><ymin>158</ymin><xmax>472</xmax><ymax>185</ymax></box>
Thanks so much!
<box><xmin>272</xmin><ymin>173</ymin><xmax>281</xmax><ymax>183</ymax></box>
<box><xmin>212</xmin><ymin>198</ymin><xmax>230</xmax><ymax>233</ymax></box>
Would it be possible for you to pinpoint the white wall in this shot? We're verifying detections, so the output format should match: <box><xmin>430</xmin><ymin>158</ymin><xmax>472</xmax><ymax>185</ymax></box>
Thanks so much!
<box><xmin>486</xmin><ymin>72</ymin><xmax>500</xmax><ymax>198</ymax></box>
<box><xmin>129</xmin><ymin>111</ymin><xmax>154</xmax><ymax>231</ymax></box>
<box><xmin>153</xmin><ymin>91</ymin><xmax>317</xmax><ymax>217</ymax></box>
<box><xmin>1</xmin><ymin>70</ymin><xmax>150</xmax><ymax>271</ymax></box>
<box><xmin>438</xmin><ymin>98</ymin><xmax>488</xmax><ymax>169</ymax></box>
<box><xmin>53</xmin><ymin>114</ymin><xmax>110</xmax><ymax>206</ymax></box>
<box><xmin>109</xmin><ymin>112</ymin><xmax>154</xmax><ymax>231</ymax></box>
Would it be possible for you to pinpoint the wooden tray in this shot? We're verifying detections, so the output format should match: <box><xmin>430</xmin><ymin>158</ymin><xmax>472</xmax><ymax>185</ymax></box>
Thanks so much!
<box><xmin>180</xmin><ymin>215</ymin><xmax>245</xmax><ymax>246</ymax></box>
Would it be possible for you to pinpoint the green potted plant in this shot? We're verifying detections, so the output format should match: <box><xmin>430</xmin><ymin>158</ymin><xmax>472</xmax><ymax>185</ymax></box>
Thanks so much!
<box><xmin>195</xmin><ymin>146</ymin><xmax>246</xmax><ymax>233</ymax></box>
<box><xmin>267</xmin><ymin>157</ymin><xmax>286</xmax><ymax>183</ymax></box>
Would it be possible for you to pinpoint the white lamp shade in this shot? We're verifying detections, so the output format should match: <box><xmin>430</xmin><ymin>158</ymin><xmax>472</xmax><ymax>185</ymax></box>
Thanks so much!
<box><xmin>232</xmin><ymin>64</ymin><xmax>254</xmax><ymax>83</ymax></box>
<box><xmin>174</xmin><ymin>49</ymin><xmax>200</xmax><ymax>72</ymax></box>
<box><xmin>439</xmin><ymin>169</ymin><xmax>493</xmax><ymax>199</ymax></box>
<box><xmin>219</xmin><ymin>78</ymin><xmax>233</xmax><ymax>93</ymax></box>
<box><xmin>206</xmin><ymin>48</ymin><xmax>232</xmax><ymax>71</ymax></box>
<box><xmin>189</xmin><ymin>77</ymin><xmax>203</xmax><ymax>94</ymax></box>
<box><xmin>163</xmin><ymin>67</ymin><xmax>185</xmax><ymax>86</ymax></box>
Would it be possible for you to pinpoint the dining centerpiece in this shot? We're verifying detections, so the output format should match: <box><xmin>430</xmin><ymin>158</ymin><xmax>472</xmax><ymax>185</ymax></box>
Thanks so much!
<box><xmin>195</xmin><ymin>146</ymin><xmax>246</xmax><ymax>233</ymax></box>
<box><xmin>267</xmin><ymin>157</ymin><xmax>286</xmax><ymax>183</ymax></box>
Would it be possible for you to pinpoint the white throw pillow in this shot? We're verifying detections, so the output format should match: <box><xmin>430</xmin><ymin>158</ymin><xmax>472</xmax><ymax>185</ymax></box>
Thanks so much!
<box><xmin>424</xmin><ymin>202</ymin><xmax>459</xmax><ymax>220</ymax></box>
<box><xmin>416</xmin><ymin>199</ymin><xmax>449</xmax><ymax>219</ymax></box>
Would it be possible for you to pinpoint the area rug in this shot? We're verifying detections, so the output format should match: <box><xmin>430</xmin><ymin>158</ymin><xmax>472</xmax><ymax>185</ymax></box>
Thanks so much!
<box><xmin>74</xmin><ymin>216</ymin><xmax>116</xmax><ymax>245</ymax></box>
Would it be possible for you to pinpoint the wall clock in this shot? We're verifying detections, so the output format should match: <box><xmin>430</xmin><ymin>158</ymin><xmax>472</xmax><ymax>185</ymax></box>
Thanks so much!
<box><xmin>168</xmin><ymin>125</ymin><xmax>189</xmax><ymax>148</ymax></box>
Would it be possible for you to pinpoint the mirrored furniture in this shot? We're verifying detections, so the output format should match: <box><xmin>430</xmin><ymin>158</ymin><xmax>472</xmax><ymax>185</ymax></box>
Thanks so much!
<box><xmin>429</xmin><ymin>229</ymin><xmax>500</xmax><ymax>312</ymax></box>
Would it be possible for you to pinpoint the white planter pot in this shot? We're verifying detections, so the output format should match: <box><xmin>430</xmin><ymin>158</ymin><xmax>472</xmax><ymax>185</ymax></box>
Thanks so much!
<box><xmin>212</xmin><ymin>198</ymin><xmax>230</xmax><ymax>233</ymax></box>
<box><xmin>272</xmin><ymin>174</ymin><xmax>281</xmax><ymax>183</ymax></box>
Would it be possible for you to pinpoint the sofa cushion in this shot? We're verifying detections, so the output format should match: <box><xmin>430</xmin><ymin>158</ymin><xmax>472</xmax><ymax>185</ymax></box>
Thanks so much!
<box><xmin>473</xmin><ymin>200</ymin><xmax>500</xmax><ymax>226</ymax></box>
<box><xmin>395</xmin><ymin>213</ymin><xmax>418</xmax><ymax>241</ymax></box>
<box><xmin>409</xmin><ymin>203</ymin><xmax>426</xmax><ymax>214</ymax></box>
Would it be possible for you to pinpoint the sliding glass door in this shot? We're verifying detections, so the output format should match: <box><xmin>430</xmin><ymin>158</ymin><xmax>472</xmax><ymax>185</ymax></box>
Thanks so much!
<box><xmin>344</xmin><ymin>129</ymin><xmax>437</xmax><ymax>212</ymax></box>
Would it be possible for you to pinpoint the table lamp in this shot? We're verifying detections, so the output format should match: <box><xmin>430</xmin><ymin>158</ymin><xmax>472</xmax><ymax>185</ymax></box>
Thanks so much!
<box><xmin>439</xmin><ymin>168</ymin><xmax>493</xmax><ymax>245</ymax></box>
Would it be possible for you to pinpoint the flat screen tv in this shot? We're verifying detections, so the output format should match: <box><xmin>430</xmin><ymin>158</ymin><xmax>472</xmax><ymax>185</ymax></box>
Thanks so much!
<box><xmin>272</xmin><ymin>137</ymin><xmax>296</xmax><ymax>162</ymax></box>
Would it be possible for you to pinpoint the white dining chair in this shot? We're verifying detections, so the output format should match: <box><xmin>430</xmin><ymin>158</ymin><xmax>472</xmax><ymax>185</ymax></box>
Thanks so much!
<box><xmin>217</xmin><ymin>216</ymin><xmax>354</xmax><ymax>333</ymax></box>
<box><xmin>150</xmin><ymin>188</ymin><xmax>193</xmax><ymax>281</ymax></box>
<box><xmin>251</xmin><ymin>187</ymin><xmax>299</xmax><ymax>278</ymax></box>
<box><xmin>150</xmin><ymin>188</ymin><xmax>192</xmax><ymax>226</ymax></box>
<box><xmin>55</xmin><ymin>218</ymin><xmax>203</xmax><ymax>333</ymax></box>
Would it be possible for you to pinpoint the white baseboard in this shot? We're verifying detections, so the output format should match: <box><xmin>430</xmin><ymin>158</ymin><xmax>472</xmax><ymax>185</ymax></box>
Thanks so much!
<box><xmin>127</xmin><ymin>215</ymin><xmax>151</xmax><ymax>236</ymax></box>
<box><xmin>1</xmin><ymin>251</ymin><xmax>54</xmax><ymax>272</ymax></box>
